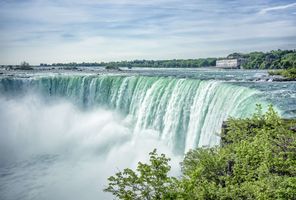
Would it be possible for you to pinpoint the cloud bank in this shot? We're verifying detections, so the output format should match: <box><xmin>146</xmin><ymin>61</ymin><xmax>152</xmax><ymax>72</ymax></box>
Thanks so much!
<box><xmin>259</xmin><ymin>2</ymin><xmax>296</xmax><ymax>14</ymax></box>
<box><xmin>0</xmin><ymin>0</ymin><xmax>296</xmax><ymax>64</ymax></box>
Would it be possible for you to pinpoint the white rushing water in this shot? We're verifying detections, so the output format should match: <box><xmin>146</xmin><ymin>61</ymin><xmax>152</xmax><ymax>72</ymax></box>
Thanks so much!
<box><xmin>0</xmin><ymin>75</ymin><xmax>269</xmax><ymax>199</ymax></box>
<box><xmin>0</xmin><ymin>95</ymin><xmax>181</xmax><ymax>200</ymax></box>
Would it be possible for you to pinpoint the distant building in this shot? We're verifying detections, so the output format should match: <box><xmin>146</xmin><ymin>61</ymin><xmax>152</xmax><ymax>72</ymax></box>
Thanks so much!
<box><xmin>216</xmin><ymin>59</ymin><xmax>244</xmax><ymax>69</ymax></box>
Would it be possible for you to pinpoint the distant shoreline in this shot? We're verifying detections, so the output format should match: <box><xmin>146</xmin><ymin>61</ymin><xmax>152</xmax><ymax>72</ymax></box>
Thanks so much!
<box><xmin>1</xmin><ymin>67</ymin><xmax>295</xmax><ymax>82</ymax></box>
<box><xmin>1</xmin><ymin>49</ymin><xmax>295</xmax><ymax>70</ymax></box>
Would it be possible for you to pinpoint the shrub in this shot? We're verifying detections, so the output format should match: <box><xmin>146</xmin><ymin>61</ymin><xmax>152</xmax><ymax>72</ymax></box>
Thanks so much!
<box><xmin>104</xmin><ymin>105</ymin><xmax>296</xmax><ymax>199</ymax></box>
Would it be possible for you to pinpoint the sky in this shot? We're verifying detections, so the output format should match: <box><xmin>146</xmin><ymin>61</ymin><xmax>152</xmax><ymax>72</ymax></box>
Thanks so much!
<box><xmin>0</xmin><ymin>0</ymin><xmax>296</xmax><ymax>64</ymax></box>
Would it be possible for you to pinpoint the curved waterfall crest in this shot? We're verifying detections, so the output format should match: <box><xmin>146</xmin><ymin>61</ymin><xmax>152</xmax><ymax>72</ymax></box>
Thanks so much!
<box><xmin>0</xmin><ymin>75</ymin><xmax>266</xmax><ymax>153</ymax></box>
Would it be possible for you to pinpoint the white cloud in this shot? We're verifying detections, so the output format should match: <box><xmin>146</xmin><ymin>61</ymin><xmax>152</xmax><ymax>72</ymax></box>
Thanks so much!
<box><xmin>0</xmin><ymin>0</ymin><xmax>296</xmax><ymax>64</ymax></box>
<box><xmin>259</xmin><ymin>2</ymin><xmax>296</xmax><ymax>15</ymax></box>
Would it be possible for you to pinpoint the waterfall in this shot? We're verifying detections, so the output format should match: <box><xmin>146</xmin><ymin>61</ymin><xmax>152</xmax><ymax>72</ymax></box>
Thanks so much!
<box><xmin>0</xmin><ymin>75</ymin><xmax>266</xmax><ymax>153</ymax></box>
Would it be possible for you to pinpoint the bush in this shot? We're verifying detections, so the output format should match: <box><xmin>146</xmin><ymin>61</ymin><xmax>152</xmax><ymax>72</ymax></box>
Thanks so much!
<box><xmin>269</xmin><ymin>67</ymin><xmax>296</xmax><ymax>79</ymax></box>
<box><xmin>104</xmin><ymin>105</ymin><xmax>296</xmax><ymax>199</ymax></box>
<box><xmin>104</xmin><ymin>149</ymin><xmax>179</xmax><ymax>199</ymax></box>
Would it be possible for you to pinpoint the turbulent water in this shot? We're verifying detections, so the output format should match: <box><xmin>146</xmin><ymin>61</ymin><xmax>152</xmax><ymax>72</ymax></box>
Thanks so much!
<box><xmin>0</xmin><ymin>75</ymin><xmax>267</xmax><ymax>152</ymax></box>
<box><xmin>0</xmin><ymin>69</ymin><xmax>295</xmax><ymax>200</ymax></box>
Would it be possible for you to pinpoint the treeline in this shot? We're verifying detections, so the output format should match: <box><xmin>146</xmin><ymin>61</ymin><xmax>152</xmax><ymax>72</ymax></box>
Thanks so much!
<box><xmin>40</xmin><ymin>62</ymin><xmax>105</xmax><ymax>67</ymax></box>
<box><xmin>35</xmin><ymin>49</ymin><xmax>296</xmax><ymax>69</ymax></box>
<box><xmin>228</xmin><ymin>49</ymin><xmax>296</xmax><ymax>69</ymax></box>
<box><xmin>104</xmin><ymin>106</ymin><xmax>296</xmax><ymax>199</ymax></box>
<box><xmin>105</xmin><ymin>49</ymin><xmax>296</xmax><ymax>69</ymax></box>
<box><xmin>105</xmin><ymin>58</ymin><xmax>217</xmax><ymax>68</ymax></box>
<box><xmin>38</xmin><ymin>58</ymin><xmax>217</xmax><ymax>68</ymax></box>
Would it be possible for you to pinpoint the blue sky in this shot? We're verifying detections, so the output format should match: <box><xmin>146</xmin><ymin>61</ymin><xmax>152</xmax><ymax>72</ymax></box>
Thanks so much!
<box><xmin>0</xmin><ymin>0</ymin><xmax>296</xmax><ymax>64</ymax></box>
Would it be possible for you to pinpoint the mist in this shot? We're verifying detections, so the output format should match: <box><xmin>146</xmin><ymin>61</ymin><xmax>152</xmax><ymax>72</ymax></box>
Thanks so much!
<box><xmin>0</xmin><ymin>95</ymin><xmax>181</xmax><ymax>200</ymax></box>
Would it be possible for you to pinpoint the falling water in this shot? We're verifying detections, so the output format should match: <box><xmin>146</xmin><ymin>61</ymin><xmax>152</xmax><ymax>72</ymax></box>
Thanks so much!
<box><xmin>0</xmin><ymin>75</ymin><xmax>266</xmax><ymax>153</ymax></box>
<box><xmin>0</xmin><ymin>73</ymin><xmax>278</xmax><ymax>200</ymax></box>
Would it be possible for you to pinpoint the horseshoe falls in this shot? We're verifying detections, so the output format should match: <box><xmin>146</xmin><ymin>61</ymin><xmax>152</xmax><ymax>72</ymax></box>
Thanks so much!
<box><xmin>1</xmin><ymin>75</ymin><xmax>263</xmax><ymax>152</ymax></box>
<box><xmin>0</xmin><ymin>70</ymin><xmax>294</xmax><ymax>200</ymax></box>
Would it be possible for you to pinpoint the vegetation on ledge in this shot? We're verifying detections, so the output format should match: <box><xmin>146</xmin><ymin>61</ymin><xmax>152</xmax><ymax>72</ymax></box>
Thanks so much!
<box><xmin>105</xmin><ymin>65</ymin><xmax>121</xmax><ymax>70</ymax></box>
<box><xmin>104</xmin><ymin>105</ymin><xmax>296</xmax><ymax>199</ymax></box>
<box><xmin>268</xmin><ymin>67</ymin><xmax>296</xmax><ymax>80</ymax></box>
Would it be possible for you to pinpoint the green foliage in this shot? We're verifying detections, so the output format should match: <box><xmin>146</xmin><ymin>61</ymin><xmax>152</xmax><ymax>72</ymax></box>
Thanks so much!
<box><xmin>268</xmin><ymin>67</ymin><xmax>296</xmax><ymax>79</ymax></box>
<box><xmin>34</xmin><ymin>49</ymin><xmax>296</xmax><ymax>69</ymax></box>
<box><xmin>281</xmin><ymin>67</ymin><xmax>296</xmax><ymax>79</ymax></box>
<box><xmin>50</xmin><ymin>62</ymin><xmax>104</xmax><ymax>67</ymax></box>
<box><xmin>105</xmin><ymin>65</ymin><xmax>120</xmax><ymax>70</ymax></box>
<box><xmin>105</xmin><ymin>58</ymin><xmax>217</xmax><ymax>69</ymax></box>
<box><xmin>105</xmin><ymin>106</ymin><xmax>296</xmax><ymax>199</ymax></box>
<box><xmin>104</xmin><ymin>149</ymin><xmax>179</xmax><ymax>200</ymax></box>
<box><xmin>239</xmin><ymin>50</ymin><xmax>296</xmax><ymax>69</ymax></box>
<box><xmin>102</xmin><ymin>50</ymin><xmax>295</xmax><ymax>69</ymax></box>
<box><xmin>47</xmin><ymin>59</ymin><xmax>217</xmax><ymax>68</ymax></box>
<box><xmin>181</xmin><ymin>105</ymin><xmax>296</xmax><ymax>199</ymax></box>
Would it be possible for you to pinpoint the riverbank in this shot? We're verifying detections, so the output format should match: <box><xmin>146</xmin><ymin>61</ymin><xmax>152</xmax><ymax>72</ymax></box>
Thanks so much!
<box><xmin>268</xmin><ymin>67</ymin><xmax>296</xmax><ymax>81</ymax></box>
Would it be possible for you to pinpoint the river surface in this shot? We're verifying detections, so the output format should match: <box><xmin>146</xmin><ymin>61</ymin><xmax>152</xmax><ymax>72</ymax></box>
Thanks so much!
<box><xmin>0</xmin><ymin>67</ymin><xmax>295</xmax><ymax>200</ymax></box>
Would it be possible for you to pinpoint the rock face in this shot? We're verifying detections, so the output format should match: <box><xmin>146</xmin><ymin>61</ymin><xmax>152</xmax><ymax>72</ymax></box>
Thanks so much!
<box><xmin>221</xmin><ymin>121</ymin><xmax>229</xmax><ymax>147</ymax></box>
<box><xmin>290</xmin><ymin>126</ymin><xmax>296</xmax><ymax>132</ymax></box>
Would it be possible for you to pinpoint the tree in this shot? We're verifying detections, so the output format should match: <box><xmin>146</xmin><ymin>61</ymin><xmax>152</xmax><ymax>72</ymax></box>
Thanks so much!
<box><xmin>105</xmin><ymin>106</ymin><xmax>296</xmax><ymax>199</ymax></box>
<box><xmin>104</xmin><ymin>149</ymin><xmax>179</xmax><ymax>199</ymax></box>
<box><xmin>16</xmin><ymin>61</ymin><xmax>33</xmax><ymax>70</ymax></box>
<box><xmin>179</xmin><ymin>105</ymin><xmax>296</xmax><ymax>200</ymax></box>
<box><xmin>20</xmin><ymin>61</ymin><xmax>30</xmax><ymax>67</ymax></box>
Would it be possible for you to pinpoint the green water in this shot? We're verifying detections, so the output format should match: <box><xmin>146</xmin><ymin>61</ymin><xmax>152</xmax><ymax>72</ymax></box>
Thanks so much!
<box><xmin>0</xmin><ymin>69</ymin><xmax>295</xmax><ymax>200</ymax></box>
<box><xmin>1</xmin><ymin>74</ymin><xmax>272</xmax><ymax>153</ymax></box>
